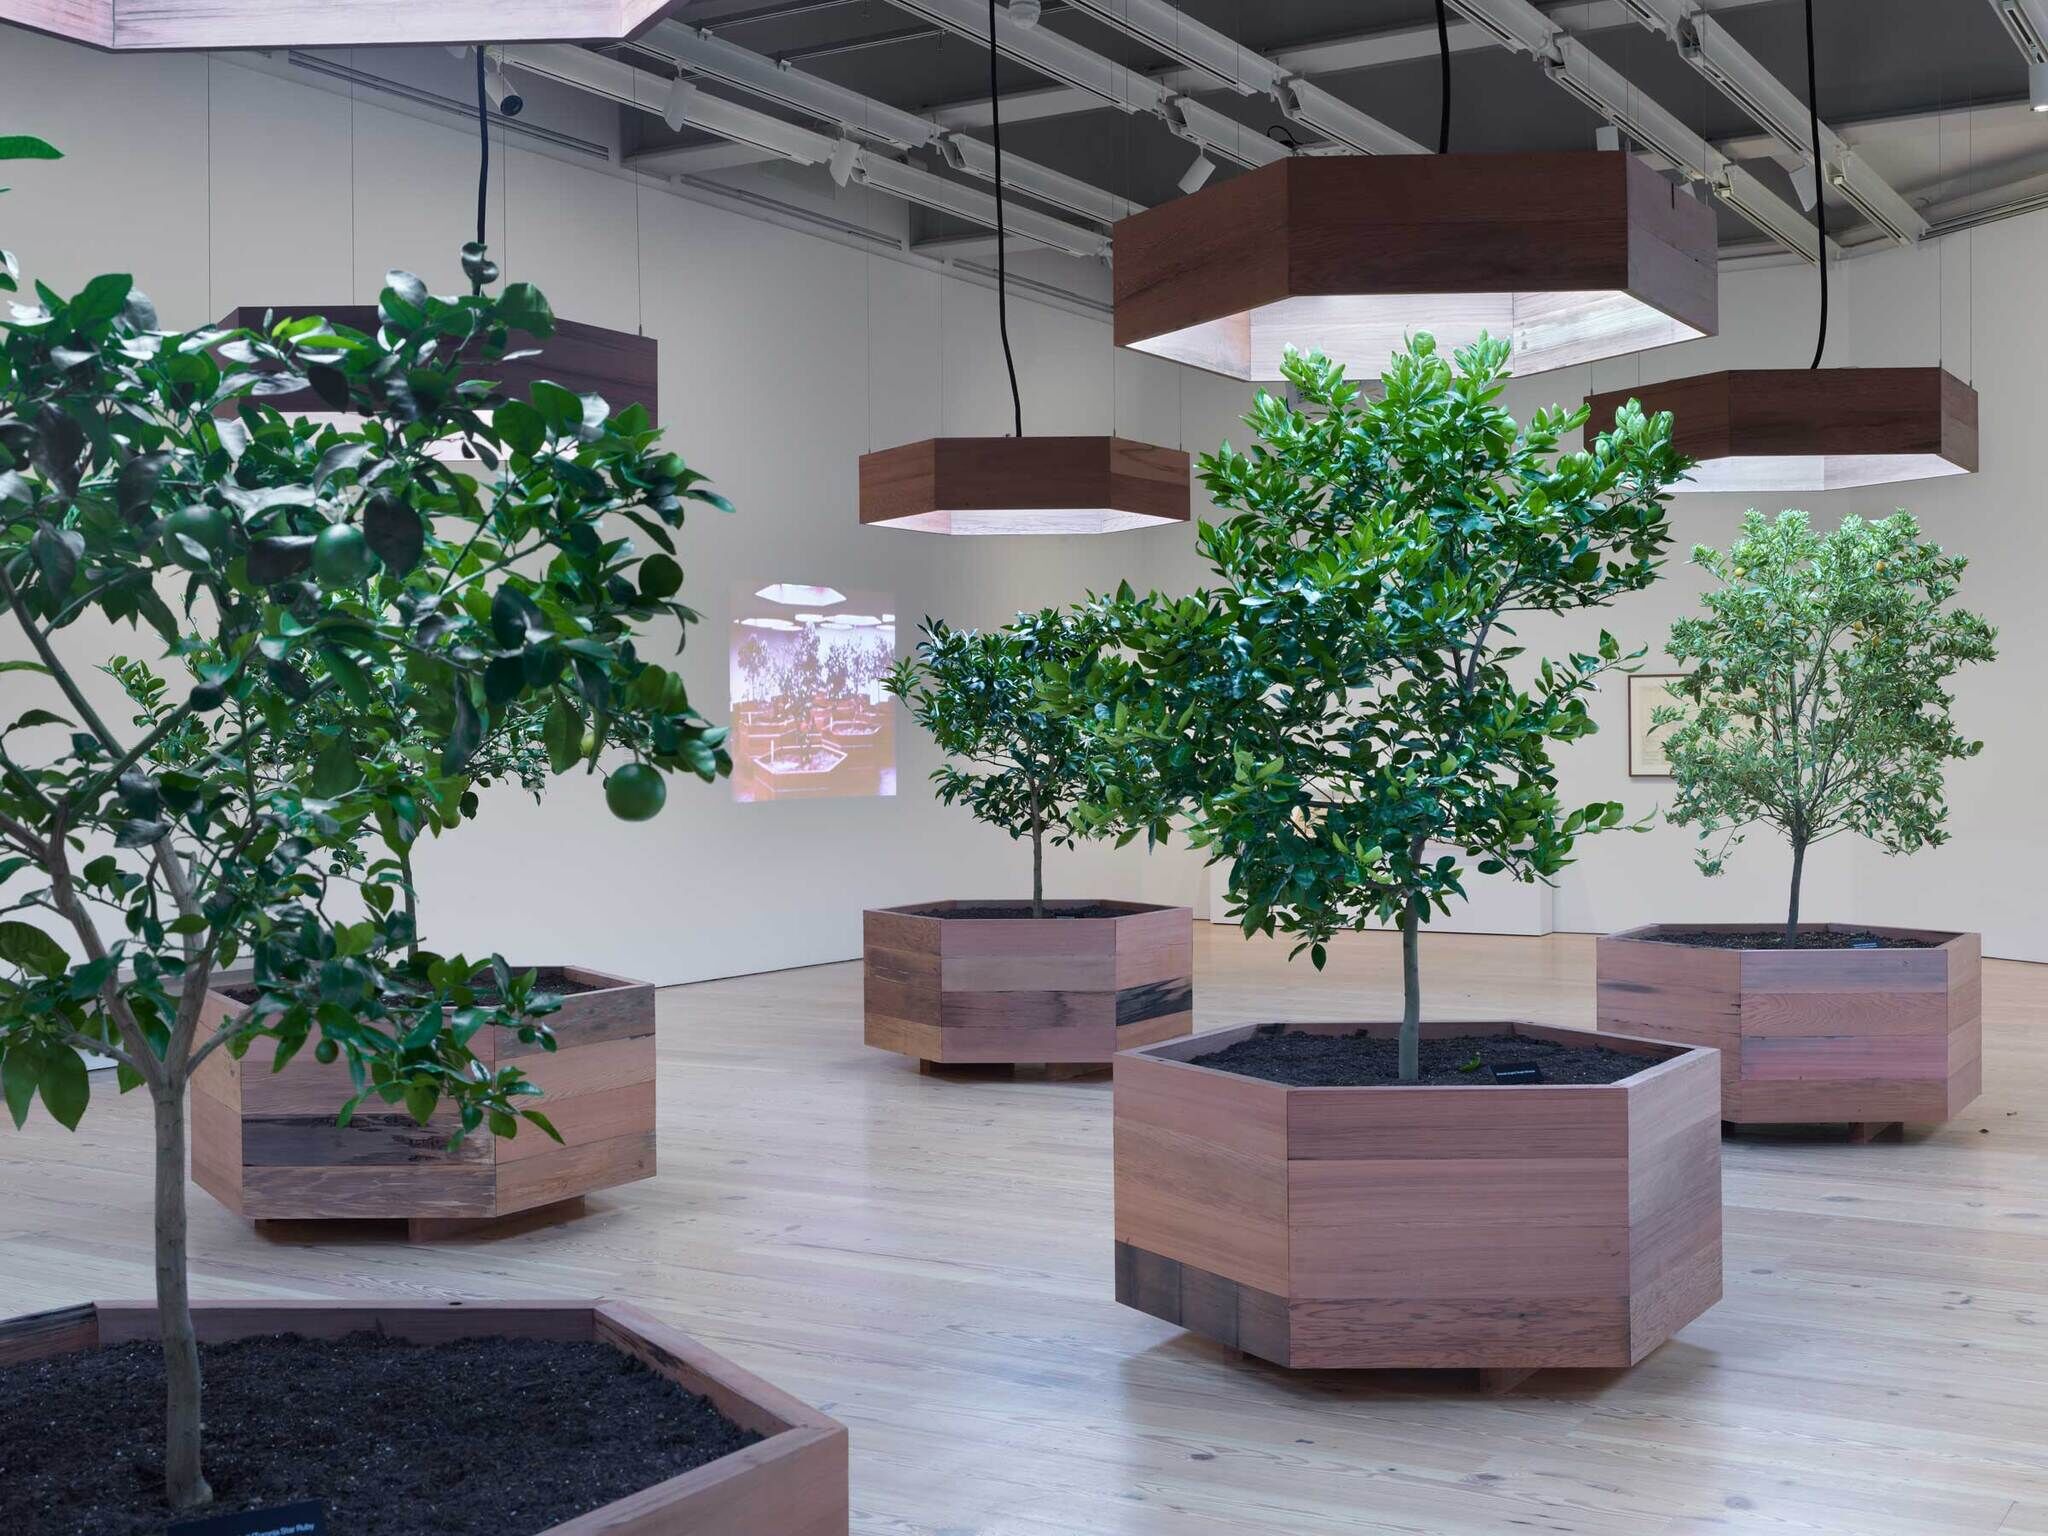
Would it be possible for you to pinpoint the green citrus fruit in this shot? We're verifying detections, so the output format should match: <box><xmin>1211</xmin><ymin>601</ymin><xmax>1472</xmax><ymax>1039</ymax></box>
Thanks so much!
<box><xmin>163</xmin><ymin>505</ymin><xmax>227</xmax><ymax>552</ymax></box>
<box><xmin>604</xmin><ymin>763</ymin><xmax>666</xmax><ymax>822</ymax></box>
<box><xmin>313</xmin><ymin>1039</ymin><xmax>339</xmax><ymax>1065</ymax></box>
<box><xmin>311</xmin><ymin>523</ymin><xmax>374</xmax><ymax>585</ymax></box>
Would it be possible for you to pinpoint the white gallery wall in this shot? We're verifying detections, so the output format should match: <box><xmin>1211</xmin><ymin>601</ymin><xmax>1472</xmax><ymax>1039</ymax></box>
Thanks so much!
<box><xmin>0</xmin><ymin>30</ymin><xmax>2041</xmax><ymax>979</ymax></box>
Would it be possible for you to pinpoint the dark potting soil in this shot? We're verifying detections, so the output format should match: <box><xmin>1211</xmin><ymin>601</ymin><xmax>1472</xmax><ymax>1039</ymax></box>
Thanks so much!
<box><xmin>0</xmin><ymin>1331</ymin><xmax>761</xmax><ymax>1536</ymax></box>
<box><xmin>1192</xmin><ymin>1027</ymin><xmax>1652</xmax><ymax>1087</ymax></box>
<box><xmin>1652</xmin><ymin>928</ymin><xmax>1933</xmax><ymax>951</ymax></box>
<box><xmin>941</xmin><ymin>902</ymin><xmax>1130</xmax><ymax>919</ymax></box>
<box><xmin>221</xmin><ymin>967</ymin><xmax>603</xmax><ymax>1007</ymax></box>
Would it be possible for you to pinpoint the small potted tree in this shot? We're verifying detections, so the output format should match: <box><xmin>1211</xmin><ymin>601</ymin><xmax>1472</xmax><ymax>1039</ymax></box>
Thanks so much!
<box><xmin>172</xmin><ymin>685</ymin><xmax>659</xmax><ymax>1238</ymax></box>
<box><xmin>0</xmin><ymin>137</ymin><xmax>845</xmax><ymax>1530</ymax></box>
<box><xmin>1061</xmin><ymin>337</ymin><xmax>1720</xmax><ymax>1382</ymax></box>
<box><xmin>1598</xmin><ymin>509</ymin><xmax>1997</xmax><ymax>1133</ymax></box>
<box><xmin>866</xmin><ymin>607</ymin><xmax>1193</xmax><ymax>1072</ymax></box>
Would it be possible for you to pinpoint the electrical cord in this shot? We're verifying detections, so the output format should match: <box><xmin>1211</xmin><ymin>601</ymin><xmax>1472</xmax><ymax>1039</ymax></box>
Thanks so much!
<box><xmin>1435</xmin><ymin>0</ymin><xmax>1451</xmax><ymax>154</ymax></box>
<box><xmin>988</xmin><ymin>0</ymin><xmax>1023</xmax><ymax>437</ymax></box>
<box><xmin>473</xmin><ymin>47</ymin><xmax>490</xmax><ymax>295</ymax></box>
<box><xmin>1805</xmin><ymin>0</ymin><xmax>1827</xmax><ymax>368</ymax></box>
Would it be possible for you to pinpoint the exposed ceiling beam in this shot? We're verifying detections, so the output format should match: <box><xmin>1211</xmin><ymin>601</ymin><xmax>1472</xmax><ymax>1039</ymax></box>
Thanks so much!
<box><xmin>881</xmin><ymin>0</ymin><xmax>1295</xmax><ymax>166</ymax></box>
<box><xmin>928</xmin><ymin>0</ymin><xmax>1781</xmax><ymax>132</ymax></box>
<box><xmin>502</xmin><ymin>43</ymin><xmax>1109</xmax><ymax>257</ymax></box>
<box><xmin>640</xmin><ymin>18</ymin><xmax>1142</xmax><ymax>224</ymax></box>
<box><xmin>1443</xmin><ymin>0</ymin><xmax>1837</xmax><ymax>263</ymax></box>
<box><xmin>1610</xmin><ymin>0</ymin><xmax>1926</xmax><ymax>243</ymax></box>
<box><xmin>626</xmin><ymin>138</ymin><xmax>784</xmax><ymax>174</ymax></box>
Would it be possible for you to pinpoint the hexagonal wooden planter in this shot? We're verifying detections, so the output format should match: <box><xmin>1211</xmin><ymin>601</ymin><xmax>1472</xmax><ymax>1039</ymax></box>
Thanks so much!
<box><xmin>1113</xmin><ymin>1021</ymin><xmax>1722</xmax><ymax>1377</ymax></box>
<box><xmin>1597</xmin><ymin>924</ymin><xmax>1982</xmax><ymax>1129</ymax></box>
<box><xmin>191</xmin><ymin>967</ymin><xmax>656</xmax><ymax>1239</ymax></box>
<box><xmin>863</xmin><ymin>900</ymin><xmax>1193</xmax><ymax>1068</ymax></box>
<box><xmin>0</xmin><ymin>1300</ymin><xmax>848</xmax><ymax>1535</ymax></box>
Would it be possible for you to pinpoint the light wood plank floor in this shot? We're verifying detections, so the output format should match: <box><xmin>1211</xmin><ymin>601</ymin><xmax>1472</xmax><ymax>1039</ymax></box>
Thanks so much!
<box><xmin>4</xmin><ymin>928</ymin><xmax>2046</xmax><ymax>1535</ymax></box>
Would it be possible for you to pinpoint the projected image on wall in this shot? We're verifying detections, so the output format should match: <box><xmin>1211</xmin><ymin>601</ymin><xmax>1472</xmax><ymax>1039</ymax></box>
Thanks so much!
<box><xmin>730</xmin><ymin>582</ymin><xmax>897</xmax><ymax>802</ymax></box>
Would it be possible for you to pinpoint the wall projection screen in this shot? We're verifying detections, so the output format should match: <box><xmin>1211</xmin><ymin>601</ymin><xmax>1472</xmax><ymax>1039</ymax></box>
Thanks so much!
<box><xmin>728</xmin><ymin>581</ymin><xmax>897</xmax><ymax>802</ymax></box>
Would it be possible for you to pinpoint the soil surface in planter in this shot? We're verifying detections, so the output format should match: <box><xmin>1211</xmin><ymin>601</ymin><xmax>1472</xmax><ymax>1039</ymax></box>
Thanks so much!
<box><xmin>1192</xmin><ymin>1027</ymin><xmax>1653</xmax><ymax>1087</ymax></box>
<box><xmin>936</xmin><ymin>902</ymin><xmax>1133</xmax><ymax>920</ymax></box>
<box><xmin>0</xmin><ymin>1332</ymin><xmax>758</xmax><ymax>1536</ymax></box>
<box><xmin>221</xmin><ymin>968</ymin><xmax>606</xmax><ymax>1008</ymax></box>
<box><xmin>1651</xmin><ymin>928</ymin><xmax>1934</xmax><ymax>951</ymax></box>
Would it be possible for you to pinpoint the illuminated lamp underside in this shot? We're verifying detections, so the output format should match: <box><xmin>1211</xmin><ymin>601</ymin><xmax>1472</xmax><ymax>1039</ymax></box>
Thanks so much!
<box><xmin>1113</xmin><ymin>151</ymin><xmax>1719</xmax><ymax>383</ymax></box>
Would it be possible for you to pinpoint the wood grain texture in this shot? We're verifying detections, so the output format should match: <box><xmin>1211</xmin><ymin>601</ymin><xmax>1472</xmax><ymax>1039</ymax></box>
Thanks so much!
<box><xmin>1586</xmin><ymin>368</ymin><xmax>1978</xmax><ymax>487</ymax></box>
<box><xmin>7</xmin><ymin>927</ymin><xmax>2044</xmax><ymax>1533</ymax></box>
<box><xmin>1114</xmin><ymin>151</ymin><xmax>1717</xmax><ymax>380</ymax></box>
<box><xmin>6</xmin><ymin>1301</ymin><xmax>846</xmax><ymax>1535</ymax></box>
<box><xmin>1113</xmin><ymin>1019</ymin><xmax>1721</xmax><ymax>1370</ymax></box>
<box><xmin>189</xmin><ymin>967</ymin><xmax>657</xmax><ymax>1229</ymax></box>
<box><xmin>1597</xmin><ymin>925</ymin><xmax>1981</xmax><ymax>1126</ymax></box>
<box><xmin>215</xmin><ymin>306</ymin><xmax>659</xmax><ymax>425</ymax></box>
<box><xmin>864</xmin><ymin>902</ymin><xmax>1193</xmax><ymax>1066</ymax></box>
<box><xmin>857</xmin><ymin>436</ymin><xmax>1190</xmax><ymax>533</ymax></box>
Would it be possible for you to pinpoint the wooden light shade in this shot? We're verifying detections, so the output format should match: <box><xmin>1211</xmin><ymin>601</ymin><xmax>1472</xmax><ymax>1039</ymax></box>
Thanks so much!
<box><xmin>216</xmin><ymin>304</ymin><xmax>659</xmax><ymax>425</ymax></box>
<box><xmin>1113</xmin><ymin>151</ymin><xmax>1719</xmax><ymax>382</ymax></box>
<box><xmin>858</xmin><ymin>435</ymin><xmax>1190</xmax><ymax>535</ymax></box>
<box><xmin>1586</xmin><ymin>367</ymin><xmax>1978</xmax><ymax>493</ymax></box>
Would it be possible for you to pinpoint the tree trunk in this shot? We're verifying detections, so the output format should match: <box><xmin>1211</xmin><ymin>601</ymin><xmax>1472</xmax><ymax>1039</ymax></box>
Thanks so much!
<box><xmin>1399</xmin><ymin>902</ymin><xmax>1422</xmax><ymax>1083</ymax></box>
<box><xmin>153</xmin><ymin>1086</ymin><xmax>211</xmax><ymax>1510</ymax></box>
<box><xmin>399</xmin><ymin>842</ymin><xmax>419</xmax><ymax>959</ymax></box>
<box><xmin>1785</xmin><ymin>837</ymin><xmax>1807</xmax><ymax>949</ymax></box>
<box><xmin>1029</xmin><ymin>787</ymin><xmax>1045</xmax><ymax>920</ymax></box>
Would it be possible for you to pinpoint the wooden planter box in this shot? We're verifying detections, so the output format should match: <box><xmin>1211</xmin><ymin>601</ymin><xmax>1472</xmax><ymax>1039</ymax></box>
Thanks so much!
<box><xmin>0</xmin><ymin>1300</ymin><xmax>847</xmax><ymax>1535</ymax></box>
<box><xmin>192</xmin><ymin>966</ymin><xmax>657</xmax><ymax>1238</ymax></box>
<box><xmin>1113</xmin><ymin>1021</ymin><xmax>1722</xmax><ymax>1376</ymax></box>
<box><xmin>864</xmin><ymin>900</ymin><xmax>1194</xmax><ymax>1068</ymax></box>
<box><xmin>1596</xmin><ymin>923</ymin><xmax>1982</xmax><ymax>1128</ymax></box>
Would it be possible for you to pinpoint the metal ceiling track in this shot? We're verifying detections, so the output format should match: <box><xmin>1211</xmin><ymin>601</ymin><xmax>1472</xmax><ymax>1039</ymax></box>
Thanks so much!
<box><xmin>500</xmin><ymin>42</ymin><xmax>1111</xmax><ymax>258</ymax></box>
<box><xmin>1610</xmin><ymin>0</ymin><xmax>1926</xmax><ymax>243</ymax></box>
<box><xmin>639</xmin><ymin>19</ymin><xmax>1141</xmax><ymax>226</ymax></box>
<box><xmin>1443</xmin><ymin>0</ymin><xmax>1838</xmax><ymax>263</ymax></box>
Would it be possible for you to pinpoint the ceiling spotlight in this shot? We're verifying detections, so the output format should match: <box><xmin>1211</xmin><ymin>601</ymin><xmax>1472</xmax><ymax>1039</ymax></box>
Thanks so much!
<box><xmin>2033</xmin><ymin>60</ymin><xmax>2048</xmax><ymax>111</ymax></box>
<box><xmin>483</xmin><ymin>59</ymin><xmax>523</xmax><ymax>118</ymax></box>
<box><xmin>1594</xmin><ymin>124</ymin><xmax>1620</xmax><ymax>153</ymax></box>
<box><xmin>663</xmin><ymin>74</ymin><xmax>699</xmax><ymax>132</ymax></box>
<box><xmin>828</xmin><ymin>138</ymin><xmax>859</xmax><ymax>188</ymax></box>
<box><xmin>1176</xmin><ymin>150</ymin><xmax>1216</xmax><ymax>195</ymax></box>
<box><xmin>1009</xmin><ymin>0</ymin><xmax>1043</xmax><ymax>25</ymax></box>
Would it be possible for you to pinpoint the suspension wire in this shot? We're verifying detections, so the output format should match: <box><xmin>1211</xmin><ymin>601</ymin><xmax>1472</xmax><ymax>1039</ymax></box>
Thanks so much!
<box><xmin>473</xmin><ymin>47</ymin><xmax>491</xmax><ymax>294</ymax></box>
<box><xmin>986</xmin><ymin>0</ymin><xmax>1023</xmax><ymax>437</ymax></box>
<box><xmin>1804</xmin><ymin>0</ymin><xmax>1828</xmax><ymax>369</ymax></box>
<box><xmin>1434</xmin><ymin>0</ymin><xmax>1451</xmax><ymax>154</ymax></box>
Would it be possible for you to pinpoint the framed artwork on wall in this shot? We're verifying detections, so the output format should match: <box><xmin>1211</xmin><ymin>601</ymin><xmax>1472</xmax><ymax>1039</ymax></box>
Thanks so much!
<box><xmin>1627</xmin><ymin>674</ymin><xmax>1688</xmax><ymax>778</ymax></box>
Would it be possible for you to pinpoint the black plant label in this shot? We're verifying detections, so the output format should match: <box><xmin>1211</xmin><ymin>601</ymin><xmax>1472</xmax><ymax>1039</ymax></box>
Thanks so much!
<box><xmin>169</xmin><ymin>1498</ymin><xmax>326</xmax><ymax>1536</ymax></box>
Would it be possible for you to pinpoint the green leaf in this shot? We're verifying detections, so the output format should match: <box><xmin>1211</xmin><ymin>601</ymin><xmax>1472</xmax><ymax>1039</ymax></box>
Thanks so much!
<box><xmin>0</xmin><ymin>136</ymin><xmax>63</xmax><ymax>161</ymax></box>
<box><xmin>0</xmin><ymin>920</ymin><xmax>69</xmax><ymax>977</ymax></box>
<box><xmin>2</xmin><ymin>1043</ymin><xmax>40</xmax><ymax>1129</ymax></box>
<box><xmin>309</xmin><ymin>736</ymin><xmax>361</xmax><ymax>799</ymax></box>
<box><xmin>492</xmin><ymin>399</ymin><xmax>544</xmax><ymax>457</ymax></box>
<box><xmin>521</xmin><ymin>1108</ymin><xmax>564</xmax><ymax>1144</ymax></box>
<box><xmin>498</xmin><ymin>282</ymin><xmax>554</xmax><ymax>338</ymax></box>
<box><xmin>69</xmin><ymin>272</ymin><xmax>134</xmax><ymax>330</ymax></box>
<box><xmin>36</xmin><ymin>1045</ymin><xmax>88</xmax><ymax>1131</ymax></box>
<box><xmin>542</xmin><ymin>693</ymin><xmax>584</xmax><ymax>774</ymax></box>
<box><xmin>442</xmin><ymin>682</ymin><xmax>482</xmax><ymax>773</ymax></box>
<box><xmin>29</xmin><ymin>524</ymin><xmax>81</xmax><ymax>597</ymax></box>
<box><xmin>363</xmin><ymin>494</ymin><xmax>424</xmax><ymax>576</ymax></box>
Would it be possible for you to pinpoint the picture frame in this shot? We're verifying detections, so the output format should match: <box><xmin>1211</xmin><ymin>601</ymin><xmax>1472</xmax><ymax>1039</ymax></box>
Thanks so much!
<box><xmin>1627</xmin><ymin>673</ymin><xmax>1688</xmax><ymax>778</ymax></box>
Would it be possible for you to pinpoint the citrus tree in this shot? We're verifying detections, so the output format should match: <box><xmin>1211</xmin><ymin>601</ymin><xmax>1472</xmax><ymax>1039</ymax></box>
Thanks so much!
<box><xmin>1050</xmin><ymin>336</ymin><xmax>1684</xmax><ymax>1078</ymax></box>
<box><xmin>888</xmin><ymin>606</ymin><xmax>1137</xmax><ymax>917</ymax></box>
<box><xmin>0</xmin><ymin>136</ymin><xmax>728</xmax><ymax>1511</ymax></box>
<box><xmin>1660</xmin><ymin>509</ymin><xmax>1996</xmax><ymax>943</ymax></box>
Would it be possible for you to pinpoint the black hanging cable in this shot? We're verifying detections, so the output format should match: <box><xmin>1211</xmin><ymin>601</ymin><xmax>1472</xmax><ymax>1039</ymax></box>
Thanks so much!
<box><xmin>987</xmin><ymin>0</ymin><xmax>1023</xmax><ymax>437</ymax></box>
<box><xmin>1434</xmin><ymin>0</ymin><xmax>1451</xmax><ymax>154</ymax></box>
<box><xmin>1804</xmin><ymin>0</ymin><xmax>1828</xmax><ymax>368</ymax></box>
<box><xmin>472</xmin><ymin>47</ymin><xmax>491</xmax><ymax>296</ymax></box>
